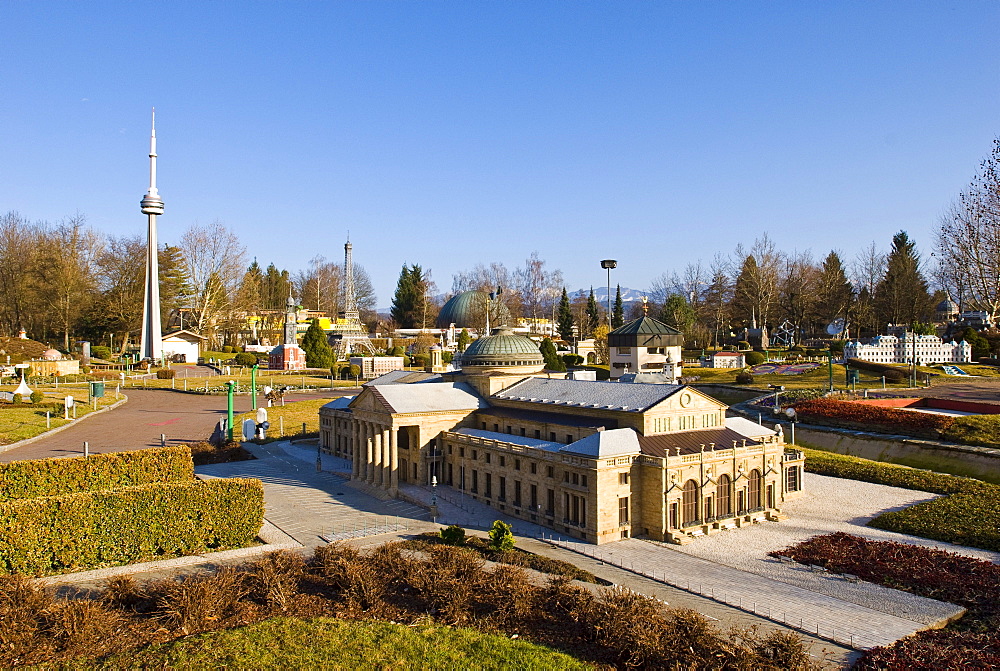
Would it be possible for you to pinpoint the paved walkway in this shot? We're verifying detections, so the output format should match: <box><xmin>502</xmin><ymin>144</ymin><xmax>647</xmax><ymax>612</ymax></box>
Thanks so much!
<box><xmin>196</xmin><ymin>442</ymin><xmax>430</xmax><ymax>549</ymax></box>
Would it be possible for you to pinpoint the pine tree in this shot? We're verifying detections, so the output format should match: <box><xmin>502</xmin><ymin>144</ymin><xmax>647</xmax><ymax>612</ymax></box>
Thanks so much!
<box><xmin>612</xmin><ymin>284</ymin><xmax>624</xmax><ymax>329</ymax></box>
<box><xmin>539</xmin><ymin>337</ymin><xmax>566</xmax><ymax>371</ymax></box>
<box><xmin>457</xmin><ymin>328</ymin><xmax>471</xmax><ymax>351</ymax></box>
<box><xmin>875</xmin><ymin>232</ymin><xmax>932</xmax><ymax>327</ymax></box>
<box><xmin>390</xmin><ymin>264</ymin><xmax>427</xmax><ymax>329</ymax></box>
<box><xmin>586</xmin><ymin>287</ymin><xmax>600</xmax><ymax>337</ymax></box>
<box><xmin>815</xmin><ymin>251</ymin><xmax>853</xmax><ymax>331</ymax></box>
<box><xmin>301</xmin><ymin>318</ymin><xmax>333</xmax><ymax>368</ymax></box>
<box><xmin>158</xmin><ymin>244</ymin><xmax>191</xmax><ymax>329</ymax></box>
<box><xmin>557</xmin><ymin>288</ymin><xmax>574</xmax><ymax>340</ymax></box>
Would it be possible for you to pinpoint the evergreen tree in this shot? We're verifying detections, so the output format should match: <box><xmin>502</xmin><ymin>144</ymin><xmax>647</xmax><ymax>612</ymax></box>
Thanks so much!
<box><xmin>815</xmin><ymin>251</ymin><xmax>853</xmax><ymax>331</ymax></box>
<box><xmin>158</xmin><ymin>244</ymin><xmax>191</xmax><ymax>328</ymax></box>
<box><xmin>301</xmin><ymin>318</ymin><xmax>333</xmax><ymax>368</ymax></box>
<box><xmin>457</xmin><ymin>328</ymin><xmax>471</xmax><ymax>351</ymax></box>
<box><xmin>586</xmin><ymin>287</ymin><xmax>600</xmax><ymax>337</ymax></box>
<box><xmin>612</xmin><ymin>284</ymin><xmax>624</xmax><ymax>328</ymax></box>
<box><xmin>539</xmin><ymin>337</ymin><xmax>566</xmax><ymax>371</ymax></box>
<box><xmin>262</xmin><ymin>264</ymin><xmax>292</xmax><ymax>311</ymax></box>
<box><xmin>557</xmin><ymin>288</ymin><xmax>574</xmax><ymax>340</ymax></box>
<box><xmin>390</xmin><ymin>264</ymin><xmax>428</xmax><ymax>329</ymax></box>
<box><xmin>875</xmin><ymin>231</ymin><xmax>932</xmax><ymax>327</ymax></box>
<box><xmin>660</xmin><ymin>294</ymin><xmax>695</xmax><ymax>333</ymax></box>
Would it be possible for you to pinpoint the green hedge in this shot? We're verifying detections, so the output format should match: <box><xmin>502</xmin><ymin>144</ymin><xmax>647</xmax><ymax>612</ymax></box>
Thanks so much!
<box><xmin>803</xmin><ymin>447</ymin><xmax>1000</xmax><ymax>551</ymax></box>
<box><xmin>0</xmin><ymin>445</ymin><xmax>194</xmax><ymax>502</ymax></box>
<box><xmin>870</xmin><ymin>493</ymin><xmax>1000</xmax><ymax>552</ymax></box>
<box><xmin>0</xmin><ymin>478</ymin><xmax>264</xmax><ymax>575</ymax></box>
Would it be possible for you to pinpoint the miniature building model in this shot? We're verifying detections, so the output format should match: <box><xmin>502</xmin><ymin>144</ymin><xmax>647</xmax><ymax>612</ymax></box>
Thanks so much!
<box><xmin>608</xmin><ymin>316</ymin><xmax>683</xmax><ymax>382</ymax></box>
<box><xmin>704</xmin><ymin>351</ymin><xmax>745</xmax><ymax>368</ymax></box>
<box><xmin>320</xmin><ymin>326</ymin><xmax>804</xmax><ymax>545</ymax></box>
<box><xmin>269</xmin><ymin>295</ymin><xmax>307</xmax><ymax>370</ymax></box>
<box><xmin>162</xmin><ymin>330</ymin><xmax>205</xmax><ymax>363</ymax></box>
<box><xmin>843</xmin><ymin>333</ymin><xmax>971</xmax><ymax>366</ymax></box>
<box><xmin>350</xmin><ymin>356</ymin><xmax>406</xmax><ymax>378</ymax></box>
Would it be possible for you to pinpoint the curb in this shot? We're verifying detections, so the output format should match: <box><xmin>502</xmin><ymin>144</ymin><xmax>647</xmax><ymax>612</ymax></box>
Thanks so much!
<box><xmin>0</xmin><ymin>394</ymin><xmax>129</xmax><ymax>456</ymax></box>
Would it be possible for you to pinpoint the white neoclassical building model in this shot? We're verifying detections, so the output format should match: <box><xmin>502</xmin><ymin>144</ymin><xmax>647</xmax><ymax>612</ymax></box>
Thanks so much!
<box><xmin>843</xmin><ymin>333</ymin><xmax>972</xmax><ymax>366</ymax></box>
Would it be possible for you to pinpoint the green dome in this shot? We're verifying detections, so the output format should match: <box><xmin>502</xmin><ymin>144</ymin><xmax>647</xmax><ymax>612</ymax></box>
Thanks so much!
<box><xmin>436</xmin><ymin>291</ymin><xmax>511</xmax><ymax>329</ymax></box>
<box><xmin>461</xmin><ymin>328</ymin><xmax>544</xmax><ymax>369</ymax></box>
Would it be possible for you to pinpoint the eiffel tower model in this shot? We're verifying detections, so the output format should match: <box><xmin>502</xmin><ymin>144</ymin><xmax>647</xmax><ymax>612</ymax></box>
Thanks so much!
<box><xmin>330</xmin><ymin>237</ymin><xmax>377</xmax><ymax>360</ymax></box>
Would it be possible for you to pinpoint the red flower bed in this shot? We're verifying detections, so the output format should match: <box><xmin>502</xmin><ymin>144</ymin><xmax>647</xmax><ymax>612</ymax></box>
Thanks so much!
<box><xmin>772</xmin><ymin>532</ymin><xmax>1000</xmax><ymax>669</ymax></box>
<box><xmin>793</xmin><ymin>398</ymin><xmax>954</xmax><ymax>438</ymax></box>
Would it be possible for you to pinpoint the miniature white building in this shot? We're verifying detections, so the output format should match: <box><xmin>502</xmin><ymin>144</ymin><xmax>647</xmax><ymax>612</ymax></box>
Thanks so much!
<box><xmin>843</xmin><ymin>333</ymin><xmax>972</xmax><ymax>366</ymax></box>
<box><xmin>608</xmin><ymin>316</ymin><xmax>683</xmax><ymax>382</ymax></box>
<box><xmin>162</xmin><ymin>330</ymin><xmax>205</xmax><ymax>363</ymax></box>
<box><xmin>350</xmin><ymin>356</ymin><xmax>406</xmax><ymax>379</ymax></box>
<box><xmin>703</xmin><ymin>351</ymin><xmax>745</xmax><ymax>368</ymax></box>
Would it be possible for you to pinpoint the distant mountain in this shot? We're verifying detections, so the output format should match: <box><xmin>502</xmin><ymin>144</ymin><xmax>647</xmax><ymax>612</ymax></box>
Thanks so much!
<box><xmin>570</xmin><ymin>287</ymin><xmax>646</xmax><ymax>303</ymax></box>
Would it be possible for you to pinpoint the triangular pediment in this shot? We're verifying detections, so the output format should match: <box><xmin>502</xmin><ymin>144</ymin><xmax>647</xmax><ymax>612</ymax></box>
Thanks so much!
<box><xmin>347</xmin><ymin>387</ymin><xmax>393</xmax><ymax>414</ymax></box>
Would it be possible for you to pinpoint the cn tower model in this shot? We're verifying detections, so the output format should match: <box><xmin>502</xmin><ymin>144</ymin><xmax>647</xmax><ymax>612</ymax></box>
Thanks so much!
<box><xmin>139</xmin><ymin>109</ymin><xmax>164</xmax><ymax>362</ymax></box>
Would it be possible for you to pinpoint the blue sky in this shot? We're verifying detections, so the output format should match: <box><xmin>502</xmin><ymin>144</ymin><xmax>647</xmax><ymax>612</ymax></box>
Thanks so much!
<box><xmin>1</xmin><ymin>2</ymin><xmax>998</xmax><ymax>305</ymax></box>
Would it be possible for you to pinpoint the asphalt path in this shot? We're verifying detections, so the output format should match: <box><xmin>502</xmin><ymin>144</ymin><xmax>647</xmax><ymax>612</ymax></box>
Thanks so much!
<box><xmin>0</xmin><ymin>387</ymin><xmax>357</xmax><ymax>463</ymax></box>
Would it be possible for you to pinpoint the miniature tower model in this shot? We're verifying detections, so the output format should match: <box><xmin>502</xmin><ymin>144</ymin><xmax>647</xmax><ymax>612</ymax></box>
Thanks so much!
<box><xmin>139</xmin><ymin>109</ymin><xmax>164</xmax><ymax>362</ymax></box>
<box><xmin>268</xmin><ymin>295</ymin><xmax>306</xmax><ymax>370</ymax></box>
<box><xmin>330</xmin><ymin>237</ymin><xmax>376</xmax><ymax>358</ymax></box>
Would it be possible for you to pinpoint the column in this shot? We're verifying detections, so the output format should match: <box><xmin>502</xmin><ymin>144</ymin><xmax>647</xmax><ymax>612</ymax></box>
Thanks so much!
<box><xmin>351</xmin><ymin>421</ymin><xmax>360</xmax><ymax>479</ymax></box>
<box><xmin>389</xmin><ymin>428</ymin><xmax>398</xmax><ymax>493</ymax></box>
<box><xmin>373</xmin><ymin>427</ymin><xmax>383</xmax><ymax>487</ymax></box>
<box><xmin>365</xmin><ymin>422</ymin><xmax>375</xmax><ymax>484</ymax></box>
<box><xmin>380</xmin><ymin>427</ymin><xmax>390</xmax><ymax>489</ymax></box>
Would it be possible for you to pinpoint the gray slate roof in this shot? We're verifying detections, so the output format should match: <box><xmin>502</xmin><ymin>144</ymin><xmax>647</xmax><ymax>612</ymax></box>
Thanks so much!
<box><xmin>372</xmin><ymin>382</ymin><xmax>486</xmax><ymax>414</ymax></box>
<box><xmin>725</xmin><ymin>416</ymin><xmax>777</xmax><ymax>439</ymax></box>
<box><xmin>493</xmin><ymin>378</ymin><xmax>683</xmax><ymax>412</ymax></box>
<box><xmin>363</xmin><ymin>370</ymin><xmax>441</xmax><ymax>386</ymax></box>
<box><xmin>561</xmin><ymin>428</ymin><xmax>641</xmax><ymax>458</ymax></box>
<box><xmin>321</xmin><ymin>396</ymin><xmax>355</xmax><ymax>411</ymax></box>
<box><xmin>452</xmin><ymin>428</ymin><xmax>563</xmax><ymax>452</ymax></box>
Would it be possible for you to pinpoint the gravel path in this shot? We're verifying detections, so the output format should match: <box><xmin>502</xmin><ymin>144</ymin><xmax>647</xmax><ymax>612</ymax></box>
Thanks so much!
<box><xmin>664</xmin><ymin>472</ymin><xmax>1000</xmax><ymax>623</ymax></box>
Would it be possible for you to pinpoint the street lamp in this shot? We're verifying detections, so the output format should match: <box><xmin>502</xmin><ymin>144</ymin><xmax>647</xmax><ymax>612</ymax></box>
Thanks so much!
<box><xmin>251</xmin><ymin>363</ymin><xmax>259</xmax><ymax>411</ymax></box>
<box><xmin>225</xmin><ymin>380</ymin><xmax>235</xmax><ymax>442</ymax></box>
<box><xmin>431</xmin><ymin>475</ymin><xmax>438</xmax><ymax>524</ymax></box>
<box><xmin>601</xmin><ymin>260</ymin><xmax>617</xmax><ymax>329</ymax></box>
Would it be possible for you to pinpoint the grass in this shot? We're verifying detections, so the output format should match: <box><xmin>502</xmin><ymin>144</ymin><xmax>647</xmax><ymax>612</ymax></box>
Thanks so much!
<box><xmin>942</xmin><ymin>414</ymin><xmax>1000</xmax><ymax>450</ymax></box>
<box><xmin>118</xmin><ymin>367</ymin><xmax>359</xmax><ymax>393</ymax></box>
<box><xmin>236</xmin><ymin>398</ymin><xmax>338</xmax><ymax>441</ymax></box>
<box><xmin>77</xmin><ymin>616</ymin><xmax>592</xmax><ymax>670</ymax></box>
<box><xmin>0</xmin><ymin>391</ymin><xmax>119</xmax><ymax>445</ymax></box>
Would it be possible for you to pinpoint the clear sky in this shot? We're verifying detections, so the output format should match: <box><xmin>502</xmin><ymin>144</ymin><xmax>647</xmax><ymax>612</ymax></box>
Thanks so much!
<box><xmin>1</xmin><ymin>2</ymin><xmax>998</xmax><ymax>306</ymax></box>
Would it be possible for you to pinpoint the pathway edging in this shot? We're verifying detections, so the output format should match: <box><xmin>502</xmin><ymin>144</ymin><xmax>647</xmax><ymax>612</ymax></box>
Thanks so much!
<box><xmin>0</xmin><ymin>394</ymin><xmax>129</xmax><ymax>456</ymax></box>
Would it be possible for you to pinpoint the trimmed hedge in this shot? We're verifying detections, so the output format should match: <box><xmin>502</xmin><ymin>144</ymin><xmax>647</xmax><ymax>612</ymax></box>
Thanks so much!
<box><xmin>803</xmin><ymin>448</ymin><xmax>1000</xmax><ymax>551</ymax></box>
<box><xmin>845</xmin><ymin>358</ymin><xmax>906</xmax><ymax>382</ymax></box>
<box><xmin>0</xmin><ymin>478</ymin><xmax>264</xmax><ymax>575</ymax></box>
<box><xmin>0</xmin><ymin>445</ymin><xmax>194</xmax><ymax>502</ymax></box>
<box><xmin>870</xmin><ymin>493</ymin><xmax>1000</xmax><ymax>552</ymax></box>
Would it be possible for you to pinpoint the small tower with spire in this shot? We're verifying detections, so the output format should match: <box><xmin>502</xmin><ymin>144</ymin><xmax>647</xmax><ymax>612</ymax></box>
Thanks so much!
<box><xmin>341</xmin><ymin>236</ymin><xmax>359</xmax><ymax>323</ymax></box>
<box><xmin>140</xmin><ymin>109</ymin><xmax>164</xmax><ymax>362</ymax></box>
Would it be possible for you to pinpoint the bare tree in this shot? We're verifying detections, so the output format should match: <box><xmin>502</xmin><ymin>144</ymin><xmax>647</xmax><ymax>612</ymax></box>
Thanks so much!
<box><xmin>0</xmin><ymin>212</ymin><xmax>41</xmax><ymax>336</ymax></box>
<box><xmin>35</xmin><ymin>215</ymin><xmax>102</xmax><ymax>349</ymax></box>
<box><xmin>94</xmin><ymin>235</ymin><xmax>146</xmax><ymax>352</ymax></box>
<box><xmin>179</xmin><ymin>220</ymin><xmax>247</xmax><ymax>346</ymax></box>
<box><xmin>514</xmin><ymin>252</ymin><xmax>563</xmax><ymax>327</ymax></box>
<box><xmin>731</xmin><ymin>234</ymin><xmax>782</xmax><ymax>329</ymax></box>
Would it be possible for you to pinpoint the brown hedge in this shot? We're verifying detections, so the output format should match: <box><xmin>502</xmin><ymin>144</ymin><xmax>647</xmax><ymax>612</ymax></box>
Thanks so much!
<box><xmin>0</xmin><ymin>478</ymin><xmax>263</xmax><ymax>576</ymax></box>
<box><xmin>793</xmin><ymin>397</ymin><xmax>953</xmax><ymax>439</ymax></box>
<box><xmin>0</xmin><ymin>445</ymin><xmax>194</xmax><ymax>502</ymax></box>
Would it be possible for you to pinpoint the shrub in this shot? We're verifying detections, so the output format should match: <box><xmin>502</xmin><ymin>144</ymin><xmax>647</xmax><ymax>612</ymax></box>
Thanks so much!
<box><xmin>90</xmin><ymin>346</ymin><xmax>112</xmax><ymax>360</ymax></box>
<box><xmin>232</xmin><ymin>352</ymin><xmax>258</xmax><ymax>367</ymax></box>
<box><xmin>0</xmin><ymin>478</ymin><xmax>264</xmax><ymax>576</ymax></box>
<box><xmin>487</xmin><ymin>520</ymin><xmax>515</xmax><ymax>552</ymax></box>
<box><xmin>411</xmin><ymin>354</ymin><xmax>428</xmax><ymax>368</ymax></box>
<box><xmin>222</xmin><ymin>346</ymin><xmax>234</xmax><ymax>354</ymax></box>
<box><xmin>561</xmin><ymin>353</ymin><xmax>583</xmax><ymax>367</ymax></box>
<box><xmin>846</xmin><ymin>358</ymin><xmax>907</xmax><ymax>382</ymax></box>
<box><xmin>870</xmin><ymin>493</ymin><xmax>1000</xmax><ymax>552</ymax></box>
<box><xmin>187</xmin><ymin>441</ymin><xmax>254</xmax><ymax>466</ymax></box>
<box><xmin>0</xmin><ymin>445</ymin><xmax>194</xmax><ymax>502</ymax></box>
<box><xmin>744</xmin><ymin>351</ymin><xmax>766</xmax><ymax>366</ymax></box>
<box><xmin>736</xmin><ymin>340</ymin><xmax>751</xmax><ymax>351</ymax></box>
<box><xmin>438</xmin><ymin>525</ymin><xmax>466</xmax><ymax>546</ymax></box>
<box><xmin>735</xmin><ymin>370</ymin><xmax>754</xmax><ymax>384</ymax></box>
<box><xmin>29</xmin><ymin>391</ymin><xmax>43</xmax><ymax>404</ymax></box>
<box><xmin>793</xmin><ymin>398</ymin><xmax>953</xmax><ymax>438</ymax></box>
<box><xmin>155</xmin><ymin>368</ymin><xmax>176</xmax><ymax>379</ymax></box>
<box><xmin>12</xmin><ymin>394</ymin><xmax>22</xmax><ymax>404</ymax></box>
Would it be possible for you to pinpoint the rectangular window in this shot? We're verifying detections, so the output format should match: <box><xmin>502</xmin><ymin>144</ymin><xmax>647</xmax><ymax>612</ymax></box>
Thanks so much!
<box><xmin>471</xmin><ymin>469</ymin><xmax>478</xmax><ymax>493</ymax></box>
<box><xmin>566</xmin><ymin>434</ymin><xmax>573</xmax><ymax>444</ymax></box>
<box><xmin>506</xmin><ymin>425</ymin><xmax>512</xmax><ymax>434</ymax></box>
<box><xmin>499</xmin><ymin>476</ymin><xmax>506</xmax><ymax>501</ymax></box>
<box><xmin>547</xmin><ymin>488</ymin><xmax>555</xmax><ymax>515</ymax></box>
<box><xmin>534</xmin><ymin>429</ymin><xmax>541</xmax><ymax>439</ymax></box>
<box><xmin>530</xmin><ymin>462</ymin><xmax>537</xmax><ymax>475</ymax></box>
<box><xmin>493</xmin><ymin>424</ymin><xmax>499</xmax><ymax>432</ymax></box>
<box><xmin>547</xmin><ymin>465</ymin><xmax>555</xmax><ymax>478</ymax></box>
<box><xmin>514</xmin><ymin>459</ymin><xmax>520</xmax><ymax>471</ymax></box>
<box><xmin>499</xmin><ymin>456</ymin><xmax>505</xmax><ymax>467</ymax></box>
<box><xmin>486</xmin><ymin>452</ymin><xmax>491</xmax><ymax>464</ymax></box>
<box><xmin>485</xmin><ymin>473</ymin><xmax>492</xmax><ymax>498</ymax></box>
<box><xmin>481</xmin><ymin>422</ymin><xmax>486</xmax><ymax>430</ymax></box>
<box><xmin>448</xmin><ymin>444</ymin><xmax>453</xmax><ymax>455</ymax></box>
<box><xmin>619</xmin><ymin>496</ymin><xmax>629</xmax><ymax>525</ymax></box>
<box><xmin>566</xmin><ymin>472</ymin><xmax>573</xmax><ymax>484</ymax></box>
<box><xmin>460</xmin><ymin>447</ymin><xmax>465</xmax><ymax>458</ymax></box>
<box><xmin>618</xmin><ymin>347</ymin><xmax>631</xmax><ymax>354</ymax></box>
<box><xmin>472</xmin><ymin>450</ymin><xmax>477</xmax><ymax>461</ymax></box>
<box><xmin>786</xmin><ymin>466</ymin><xmax>801</xmax><ymax>492</ymax></box>
<box><xmin>581</xmin><ymin>474</ymin><xmax>588</xmax><ymax>488</ymax></box>
<box><xmin>549</xmin><ymin>432</ymin><xmax>556</xmax><ymax>442</ymax></box>
<box><xmin>530</xmin><ymin>484</ymin><xmax>538</xmax><ymax>509</ymax></box>
<box><xmin>619</xmin><ymin>472</ymin><xmax>629</xmax><ymax>485</ymax></box>
<box><xmin>520</xmin><ymin>428</ymin><xmax>526</xmax><ymax>437</ymax></box>
<box><xmin>514</xmin><ymin>480</ymin><xmax>521</xmax><ymax>506</ymax></box>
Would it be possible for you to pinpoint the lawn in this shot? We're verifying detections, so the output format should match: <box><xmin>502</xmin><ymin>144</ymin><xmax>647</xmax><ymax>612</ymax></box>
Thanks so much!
<box><xmin>80</xmin><ymin>616</ymin><xmax>592</xmax><ymax>670</ymax></box>
<box><xmin>0</xmin><ymin>390</ymin><xmax>120</xmax><ymax>445</ymax></box>
<box><xmin>236</xmin><ymin>397</ymin><xmax>341</xmax><ymax>441</ymax></box>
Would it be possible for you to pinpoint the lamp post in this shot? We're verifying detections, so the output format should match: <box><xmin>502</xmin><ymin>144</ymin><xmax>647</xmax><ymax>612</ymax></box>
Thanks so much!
<box><xmin>601</xmin><ymin>259</ymin><xmax>617</xmax><ymax>329</ymax></box>
<box><xmin>225</xmin><ymin>380</ymin><xmax>235</xmax><ymax>442</ymax></box>
<box><xmin>431</xmin><ymin>475</ymin><xmax>438</xmax><ymax>524</ymax></box>
<box><xmin>251</xmin><ymin>363</ymin><xmax>259</xmax><ymax>411</ymax></box>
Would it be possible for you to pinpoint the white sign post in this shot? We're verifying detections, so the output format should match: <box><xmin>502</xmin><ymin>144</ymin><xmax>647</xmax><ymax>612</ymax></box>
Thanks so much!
<box><xmin>64</xmin><ymin>395</ymin><xmax>74</xmax><ymax>420</ymax></box>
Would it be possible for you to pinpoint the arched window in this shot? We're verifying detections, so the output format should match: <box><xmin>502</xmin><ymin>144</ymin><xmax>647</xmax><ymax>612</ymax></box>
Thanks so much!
<box><xmin>717</xmin><ymin>474</ymin><xmax>732</xmax><ymax>517</ymax></box>
<box><xmin>748</xmin><ymin>469</ymin><xmax>762</xmax><ymax>509</ymax></box>
<box><xmin>681</xmin><ymin>479</ymin><xmax>699</xmax><ymax>526</ymax></box>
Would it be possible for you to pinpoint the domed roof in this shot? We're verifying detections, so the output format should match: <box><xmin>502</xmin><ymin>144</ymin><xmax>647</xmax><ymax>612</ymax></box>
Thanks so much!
<box><xmin>461</xmin><ymin>327</ymin><xmax>544</xmax><ymax>370</ymax></box>
<box><xmin>436</xmin><ymin>291</ymin><xmax>511</xmax><ymax>329</ymax></box>
<box><xmin>41</xmin><ymin>349</ymin><xmax>62</xmax><ymax>361</ymax></box>
<box><xmin>937</xmin><ymin>297</ymin><xmax>959</xmax><ymax>313</ymax></box>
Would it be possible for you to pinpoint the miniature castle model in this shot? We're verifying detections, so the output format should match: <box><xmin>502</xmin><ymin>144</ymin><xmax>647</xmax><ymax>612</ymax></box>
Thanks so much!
<box><xmin>268</xmin><ymin>295</ymin><xmax>306</xmax><ymax>370</ymax></box>
<box><xmin>843</xmin><ymin>332</ymin><xmax>972</xmax><ymax>366</ymax></box>
<box><xmin>320</xmin><ymin>322</ymin><xmax>804</xmax><ymax>545</ymax></box>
